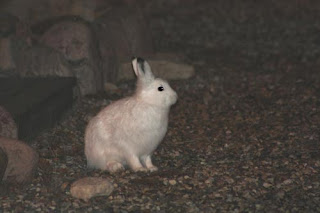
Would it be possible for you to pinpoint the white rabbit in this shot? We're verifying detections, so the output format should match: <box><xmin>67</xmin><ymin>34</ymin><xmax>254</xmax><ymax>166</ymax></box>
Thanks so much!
<box><xmin>84</xmin><ymin>57</ymin><xmax>178</xmax><ymax>172</ymax></box>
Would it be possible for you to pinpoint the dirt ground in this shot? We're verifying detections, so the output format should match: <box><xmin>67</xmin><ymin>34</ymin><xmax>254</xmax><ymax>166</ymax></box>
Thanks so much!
<box><xmin>1</xmin><ymin>1</ymin><xmax>320</xmax><ymax>212</ymax></box>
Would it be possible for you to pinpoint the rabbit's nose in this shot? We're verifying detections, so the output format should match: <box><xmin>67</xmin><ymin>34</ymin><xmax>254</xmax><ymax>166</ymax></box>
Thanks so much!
<box><xmin>172</xmin><ymin>92</ymin><xmax>178</xmax><ymax>104</ymax></box>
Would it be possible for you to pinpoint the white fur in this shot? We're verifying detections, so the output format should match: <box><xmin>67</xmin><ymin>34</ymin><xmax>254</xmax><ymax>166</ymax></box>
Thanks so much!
<box><xmin>85</xmin><ymin>58</ymin><xmax>177</xmax><ymax>172</ymax></box>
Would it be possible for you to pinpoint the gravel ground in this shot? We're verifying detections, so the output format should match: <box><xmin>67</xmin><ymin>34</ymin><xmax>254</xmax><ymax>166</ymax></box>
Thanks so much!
<box><xmin>1</xmin><ymin>1</ymin><xmax>320</xmax><ymax>212</ymax></box>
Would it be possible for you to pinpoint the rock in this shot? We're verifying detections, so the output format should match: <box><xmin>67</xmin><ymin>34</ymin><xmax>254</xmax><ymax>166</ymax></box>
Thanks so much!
<box><xmin>0</xmin><ymin>137</ymin><xmax>38</xmax><ymax>184</ymax></box>
<box><xmin>70</xmin><ymin>177</ymin><xmax>114</xmax><ymax>201</ymax></box>
<box><xmin>71</xmin><ymin>60</ymin><xmax>101</xmax><ymax>96</ymax></box>
<box><xmin>40</xmin><ymin>20</ymin><xmax>103</xmax><ymax>95</ymax></box>
<box><xmin>1</xmin><ymin>0</ymin><xmax>136</xmax><ymax>26</ymax></box>
<box><xmin>41</xmin><ymin>20</ymin><xmax>95</xmax><ymax>62</ymax></box>
<box><xmin>10</xmin><ymin>32</ymin><xmax>99</xmax><ymax>96</ymax></box>
<box><xmin>92</xmin><ymin>20</ymin><xmax>118</xmax><ymax>83</ymax></box>
<box><xmin>104</xmin><ymin>82</ymin><xmax>119</xmax><ymax>95</ymax></box>
<box><xmin>56</xmin><ymin>0</ymin><xmax>96</xmax><ymax>22</ymax></box>
<box><xmin>93</xmin><ymin>4</ymin><xmax>154</xmax><ymax>63</ymax></box>
<box><xmin>12</xmin><ymin>36</ymin><xmax>72</xmax><ymax>77</ymax></box>
<box><xmin>0</xmin><ymin>12</ymin><xmax>32</xmax><ymax>41</ymax></box>
<box><xmin>0</xmin><ymin>12</ymin><xmax>33</xmax><ymax>44</ymax></box>
<box><xmin>0</xmin><ymin>37</ymin><xmax>16</xmax><ymax>72</ymax></box>
<box><xmin>169</xmin><ymin>179</ymin><xmax>177</xmax><ymax>185</ymax></box>
<box><xmin>141</xmin><ymin>0</ymin><xmax>196</xmax><ymax>11</ymax></box>
<box><xmin>263</xmin><ymin>182</ymin><xmax>273</xmax><ymax>188</ymax></box>
<box><xmin>10</xmin><ymin>36</ymin><xmax>96</xmax><ymax>96</ymax></box>
<box><xmin>118</xmin><ymin>54</ymin><xmax>195</xmax><ymax>81</ymax></box>
<box><xmin>0</xmin><ymin>147</ymin><xmax>8</xmax><ymax>183</ymax></box>
<box><xmin>0</xmin><ymin>13</ymin><xmax>20</xmax><ymax>37</ymax></box>
<box><xmin>0</xmin><ymin>106</ymin><xmax>18</xmax><ymax>139</ymax></box>
<box><xmin>2</xmin><ymin>0</ymin><xmax>96</xmax><ymax>24</ymax></box>
<box><xmin>0</xmin><ymin>36</ymin><xmax>21</xmax><ymax>77</ymax></box>
<box><xmin>148</xmin><ymin>52</ymin><xmax>187</xmax><ymax>63</ymax></box>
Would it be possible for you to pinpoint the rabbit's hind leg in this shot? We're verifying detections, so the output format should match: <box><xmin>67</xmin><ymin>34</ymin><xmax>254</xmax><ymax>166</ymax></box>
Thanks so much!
<box><xmin>105</xmin><ymin>161</ymin><xmax>125</xmax><ymax>173</ymax></box>
<box><xmin>141</xmin><ymin>155</ymin><xmax>158</xmax><ymax>172</ymax></box>
<box><xmin>126</xmin><ymin>155</ymin><xmax>148</xmax><ymax>172</ymax></box>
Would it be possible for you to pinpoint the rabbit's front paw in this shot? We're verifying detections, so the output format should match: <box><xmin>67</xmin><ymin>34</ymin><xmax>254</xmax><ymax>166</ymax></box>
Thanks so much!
<box><xmin>147</xmin><ymin>166</ymin><xmax>158</xmax><ymax>172</ymax></box>
<box><xmin>133</xmin><ymin>167</ymin><xmax>149</xmax><ymax>172</ymax></box>
<box><xmin>105</xmin><ymin>161</ymin><xmax>125</xmax><ymax>173</ymax></box>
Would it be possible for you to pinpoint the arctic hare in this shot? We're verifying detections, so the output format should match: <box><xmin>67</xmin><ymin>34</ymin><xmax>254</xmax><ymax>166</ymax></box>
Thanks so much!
<box><xmin>85</xmin><ymin>57</ymin><xmax>177</xmax><ymax>172</ymax></box>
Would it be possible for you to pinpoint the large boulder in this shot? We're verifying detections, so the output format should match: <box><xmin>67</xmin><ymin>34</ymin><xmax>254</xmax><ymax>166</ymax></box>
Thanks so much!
<box><xmin>0</xmin><ymin>106</ymin><xmax>18</xmax><ymax>139</ymax></box>
<box><xmin>40</xmin><ymin>20</ymin><xmax>103</xmax><ymax>95</ymax></box>
<box><xmin>5</xmin><ymin>32</ymin><xmax>98</xmax><ymax>96</ymax></box>
<box><xmin>1</xmin><ymin>0</ymin><xmax>136</xmax><ymax>25</ymax></box>
<box><xmin>1</xmin><ymin>0</ymin><xmax>96</xmax><ymax>24</ymax></box>
<box><xmin>11</xmin><ymin>36</ymin><xmax>72</xmax><ymax>77</ymax></box>
<box><xmin>41</xmin><ymin>20</ymin><xmax>96</xmax><ymax>62</ymax></box>
<box><xmin>8</xmin><ymin>35</ymin><xmax>92</xmax><ymax>96</ymax></box>
<box><xmin>92</xmin><ymin>21</ymin><xmax>118</xmax><ymax>83</ymax></box>
<box><xmin>0</xmin><ymin>13</ymin><xmax>20</xmax><ymax>37</ymax></box>
<box><xmin>0</xmin><ymin>137</ymin><xmax>38</xmax><ymax>184</ymax></box>
<box><xmin>0</xmin><ymin>37</ymin><xmax>16</xmax><ymax>75</ymax></box>
<box><xmin>0</xmin><ymin>13</ymin><xmax>31</xmax><ymax>77</ymax></box>
<box><xmin>118</xmin><ymin>53</ymin><xmax>195</xmax><ymax>82</ymax></box>
<box><xmin>72</xmin><ymin>60</ymin><xmax>100</xmax><ymax>96</ymax></box>
<box><xmin>1</xmin><ymin>1</ymin><xmax>156</xmax><ymax>89</ymax></box>
<box><xmin>0</xmin><ymin>147</ymin><xmax>8</xmax><ymax>183</ymax></box>
<box><xmin>93</xmin><ymin>5</ymin><xmax>154</xmax><ymax>82</ymax></box>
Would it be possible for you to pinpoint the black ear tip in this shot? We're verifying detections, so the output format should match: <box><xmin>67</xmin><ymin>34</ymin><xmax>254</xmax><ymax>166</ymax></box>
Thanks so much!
<box><xmin>131</xmin><ymin>56</ymin><xmax>136</xmax><ymax>60</ymax></box>
<box><xmin>137</xmin><ymin>57</ymin><xmax>145</xmax><ymax>63</ymax></box>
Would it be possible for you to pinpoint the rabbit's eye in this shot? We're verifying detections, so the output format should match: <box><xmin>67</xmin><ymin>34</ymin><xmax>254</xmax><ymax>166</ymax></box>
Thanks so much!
<box><xmin>158</xmin><ymin>86</ymin><xmax>164</xmax><ymax>91</ymax></box>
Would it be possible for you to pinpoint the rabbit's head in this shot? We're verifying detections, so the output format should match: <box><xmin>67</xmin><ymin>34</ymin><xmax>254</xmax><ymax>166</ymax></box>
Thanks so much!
<box><xmin>132</xmin><ymin>57</ymin><xmax>178</xmax><ymax>107</ymax></box>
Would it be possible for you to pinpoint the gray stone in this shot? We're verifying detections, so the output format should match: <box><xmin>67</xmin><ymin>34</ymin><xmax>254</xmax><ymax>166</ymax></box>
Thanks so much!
<box><xmin>0</xmin><ymin>147</ymin><xmax>8</xmax><ymax>183</ymax></box>
<box><xmin>11</xmin><ymin>34</ymin><xmax>98</xmax><ymax>96</ymax></box>
<box><xmin>0</xmin><ymin>13</ymin><xmax>20</xmax><ymax>37</ymax></box>
<box><xmin>40</xmin><ymin>20</ymin><xmax>103</xmax><ymax>95</ymax></box>
<box><xmin>92</xmin><ymin>20</ymin><xmax>118</xmax><ymax>83</ymax></box>
<box><xmin>70</xmin><ymin>177</ymin><xmax>114</xmax><ymax>201</ymax></box>
<box><xmin>0</xmin><ymin>37</ymin><xmax>16</xmax><ymax>72</ymax></box>
<box><xmin>41</xmin><ymin>20</ymin><xmax>96</xmax><ymax>62</ymax></box>
<box><xmin>93</xmin><ymin>5</ymin><xmax>154</xmax><ymax>83</ymax></box>
<box><xmin>1</xmin><ymin>0</ymin><xmax>96</xmax><ymax>25</ymax></box>
<box><xmin>72</xmin><ymin>60</ymin><xmax>100</xmax><ymax>95</ymax></box>
<box><xmin>104</xmin><ymin>82</ymin><xmax>119</xmax><ymax>95</ymax></box>
<box><xmin>0</xmin><ymin>106</ymin><xmax>18</xmax><ymax>139</ymax></box>
<box><xmin>0</xmin><ymin>137</ymin><xmax>38</xmax><ymax>184</ymax></box>
<box><xmin>118</xmin><ymin>53</ymin><xmax>195</xmax><ymax>81</ymax></box>
<box><xmin>12</xmin><ymin>37</ymin><xmax>73</xmax><ymax>77</ymax></box>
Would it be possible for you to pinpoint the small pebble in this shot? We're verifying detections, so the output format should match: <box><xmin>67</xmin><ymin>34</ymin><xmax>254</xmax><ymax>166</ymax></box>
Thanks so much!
<box><xmin>169</xmin><ymin>180</ymin><xmax>177</xmax><ymax>185</ymax></box>
<box><xmin>283</xmin><ymin>179</ymin><xmax>293</xmax><ymax>185</ymax></box>
<box><xmin>263</xmin><ymin>182</ymin><xmax>272</xmax><ymax>188</ymax></box>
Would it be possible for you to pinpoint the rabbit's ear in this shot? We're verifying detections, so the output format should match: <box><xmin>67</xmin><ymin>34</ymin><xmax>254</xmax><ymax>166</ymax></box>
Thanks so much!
<box><xmin>132</xmin><ymin>57</ymin><xmax>154</xmax><ymax>84</ymax></box>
